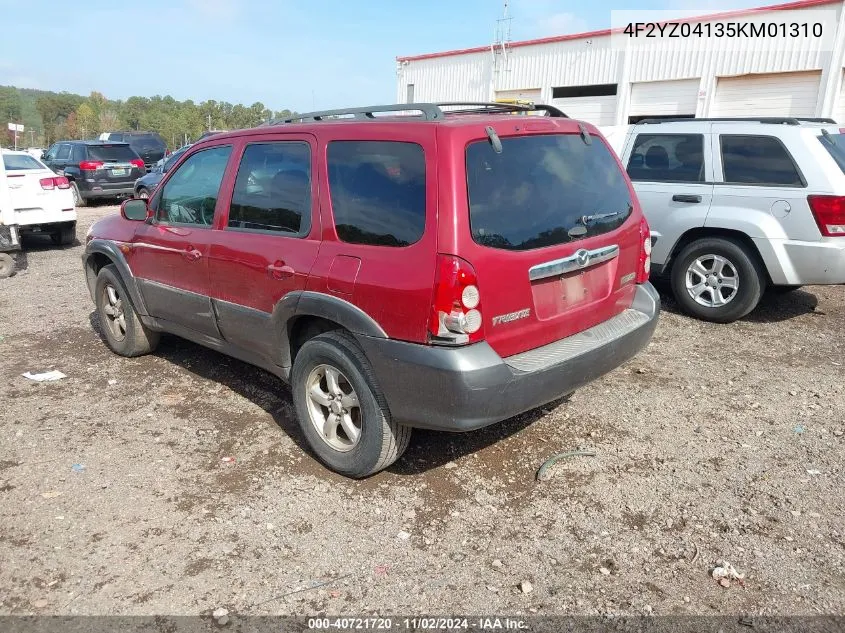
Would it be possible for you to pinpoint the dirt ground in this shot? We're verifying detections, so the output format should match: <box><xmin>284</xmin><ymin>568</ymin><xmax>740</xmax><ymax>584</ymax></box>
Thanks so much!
<box><xmin>0</xmin><ymin>204</ymin><xmax>843</xmax><ymax>618</ymax></box>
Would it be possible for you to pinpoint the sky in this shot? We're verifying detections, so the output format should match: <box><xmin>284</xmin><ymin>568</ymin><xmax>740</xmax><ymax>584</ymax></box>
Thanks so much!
<box><xmin>0</xmin><ymin>0</ymin><xmax>772</xmax><ymax>112</ymax></box>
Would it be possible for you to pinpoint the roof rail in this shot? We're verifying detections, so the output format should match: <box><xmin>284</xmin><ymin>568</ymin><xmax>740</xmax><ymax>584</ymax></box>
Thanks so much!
<box><xmin>637</xmin><ymin>117</ymin><xmax>838</xmax><ymax>126</ymax></box>
<box><xmin>265</xmin><ymin>101</ymin><xmax>567</xmax><ymax>125</ymax></box>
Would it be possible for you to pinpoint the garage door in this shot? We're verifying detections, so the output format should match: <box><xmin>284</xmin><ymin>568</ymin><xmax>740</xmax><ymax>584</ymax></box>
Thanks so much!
<box><xmin>834</xmin><ymin>70</ymin><xmax>845</xmax><ymax>125</ymax></box>
<box><xmin>551</xmin><ymin>95</ymin><xmax>616</xmax><ymax>125</ymax></box>
<box><xmin>495</xmin><ymin>88</ymin><xmax>543</xmax><ymax>103</ymax></box>
<box><xmin>629</xmin><ymin>79</ymin><xmax>700</xmax><ymax>119</ymax></box>
<box><xmin>711</xmin><ymin>71</ymin><xmax>821</xmax><ymax>117</ymax></box>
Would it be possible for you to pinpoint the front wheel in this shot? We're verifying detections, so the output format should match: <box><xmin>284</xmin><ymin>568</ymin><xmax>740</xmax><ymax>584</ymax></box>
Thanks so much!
<box><xmin>95</xmin><ymin>264</ymin><xmax>159</xmax><ymax>357</ymax></box>
<box><xmin>291</xmin><ymin>330</ymin><xmax>411</xmax><ymax>478</ymax></box>
<box><xmin>136</xmin><ymin>187</ymin><xmax>150</xmax><ymax>200</ymax></box>
<box><xmin>670</xmin><ymin>238</ymin><xmax>764</xmax><ymax>323</ymax></box>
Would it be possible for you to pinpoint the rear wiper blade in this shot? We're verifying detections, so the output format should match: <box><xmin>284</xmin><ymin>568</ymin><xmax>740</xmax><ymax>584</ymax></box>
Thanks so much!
<box><xmin>580</xmin><ymin>211</ymin><xmax>622</xmax><ymax>224</ymax></box>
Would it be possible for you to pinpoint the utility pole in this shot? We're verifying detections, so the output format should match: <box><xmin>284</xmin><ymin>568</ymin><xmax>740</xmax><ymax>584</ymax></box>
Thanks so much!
<box><xmin>29</xmin><ymin>129</ymin><xmax>35</xmax><ymax>146</ymax></box>
<box><xmin>207</xmin><ymin>114</ymin><xmax>212</xmax><ymax>130</ymax></box>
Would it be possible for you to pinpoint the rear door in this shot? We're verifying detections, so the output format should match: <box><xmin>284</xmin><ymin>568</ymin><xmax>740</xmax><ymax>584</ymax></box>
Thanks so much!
<box><xmin>207</xmin><ymin>134</ymin><xmax>322</xmax><ymax>360</ymax></box>
<box><xmin>129</xmin><ymin>144</ymin><xmax>234</xmax><ymax>336</ymax></box>
<box><xmin>50</xmin><ymin>143</ymin><xmax>72</xmax><ymax>174</ymax></box>
<box><xmin>624</xmin><ymin>129</ymin><xmax>714</xmax><ymax>267</ymax></box>
<box><xmin>453</xmin><ymin>119</ymin><xmax>646</xmax><ymax>358</ymax></box>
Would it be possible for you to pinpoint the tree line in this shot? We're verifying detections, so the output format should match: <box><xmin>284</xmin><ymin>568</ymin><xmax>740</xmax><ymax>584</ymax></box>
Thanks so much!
<box><xmin>0</xmin><ymin>85</ymin><xmax>295</xmax><ymax>149</ymax></box>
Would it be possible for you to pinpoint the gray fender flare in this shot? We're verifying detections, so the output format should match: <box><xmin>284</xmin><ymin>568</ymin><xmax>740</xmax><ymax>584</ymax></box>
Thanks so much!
<box><xmin>83</xmin><ymin>239</ymin><xmax>149</xmax><ymax>316</ymax></box>
<box><xmin>270</xmin><ymin>291</ymin><xmax>387</xmax><ymax>368</ymax></box>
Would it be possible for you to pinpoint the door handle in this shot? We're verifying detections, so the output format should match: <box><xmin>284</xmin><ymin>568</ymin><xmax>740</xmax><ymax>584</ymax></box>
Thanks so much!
<box><xmin>672</xmin><ymin>194</ymin><xmax>702</xmax><ymax>203</ymax></box>
<box><xmin>183</xmin><ymin>247</ymin><xmax>202</xmax><ymax>262</ymax></box>
<box><xmin>267</xmin><ymin>261</ymin><xmax>295</xmax><ymax>280</ymax></box>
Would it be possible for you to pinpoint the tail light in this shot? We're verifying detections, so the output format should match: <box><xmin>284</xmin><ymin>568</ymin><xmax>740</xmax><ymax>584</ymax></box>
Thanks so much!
<box><xmin>80</xmin><ymin>160</ymin><xmax>104</xmax><ymax>171</ymax></box>
<box><xmin>808</xmin><ymin>195</ymin><xmax>845</xmax><ymax>237</ymax></box>
<box><xmin>39</xmin><ymin>176</ymin><xmax>71</xmax><ymax>190</ymax></box>
<box><xmin>428</xmin><ymin>255</ymin><xmax>484</xmax><ymax>345</ymax></box>
<box><xmin>130</xmin><ymin>158</ymin><xmax>145</xmax><ymax>170</ymax></box>
<box><xmin>637</xmin><ymin>216</ymin><xmax>652</xmax><ymax>283</ymax></box>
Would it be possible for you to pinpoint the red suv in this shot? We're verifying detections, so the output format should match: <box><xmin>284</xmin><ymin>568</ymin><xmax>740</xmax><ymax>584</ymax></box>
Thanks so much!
<box><xmin>82</xmin><ymin>102</ymin><xmax>660</xmax><ymax>478</ymax></box>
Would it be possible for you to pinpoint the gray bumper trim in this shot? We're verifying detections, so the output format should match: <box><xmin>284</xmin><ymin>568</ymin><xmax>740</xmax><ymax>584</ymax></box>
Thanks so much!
<box><xmin>356</xmin><ymin>282</ymin><xmax>660</xmax><ymax>432</ymax></box>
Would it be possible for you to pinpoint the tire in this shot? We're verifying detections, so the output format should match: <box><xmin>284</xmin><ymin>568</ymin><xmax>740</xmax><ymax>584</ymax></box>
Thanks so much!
<box><xmin>136</xmin><ymin>187</ymin><xmax>150</xmax><ymax>200</ymax></box>
<box><xmin>50</xmin><ymin>224</ymin><xmax>75</xmax><ymax>246</ymax></box>
<box><xmin>769</xmin><ymin>285</ymin><xmax>803</xmax><ymax>294</ymax></box>
<box><xmin>291</xmin><ymin>330</ymin><xmax>411</xmax><ymax>478</ymax></box>
<box><xmin>0</xmin><ymin>253</ymin><xmax>14</xmax><ymax>279</ymax></box>
<box><xmin>94</xmin><ymin>264</ymin><xmax>159</xmax><ymax>357</ymax></box>
<box><xmin>670</xmin><ymin>237</ymin><xmax>764</xmax><ymax>323</ymax></box>
<box><xmin>71</xmin><ymin>182</ymin><xmax>88</xmax><ymax>207</ymax></box>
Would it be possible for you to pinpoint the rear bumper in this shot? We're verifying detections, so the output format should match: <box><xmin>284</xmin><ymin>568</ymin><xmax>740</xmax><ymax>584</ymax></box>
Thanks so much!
<box><xmin>77</xmin><ymin>182</ymin><xmax>136</xmax><ymax>198</ymax></box>
<box><xmin>756</xmin><ymin>238</ymin><xmax>845</xmax><ymax>285</ymax></box>
<box><xmin>356</xmin><ymin>282</ymin><xmax>660</xmax><ymax>432</ymax></box>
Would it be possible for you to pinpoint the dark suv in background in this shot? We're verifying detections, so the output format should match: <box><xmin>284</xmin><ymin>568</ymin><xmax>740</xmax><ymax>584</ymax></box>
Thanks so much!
<box><xmin>101</xmin><ymin>131</ymin><xmax>167</xmax><ymax>171</ymax></box>
<box><xmin>42</xmin><ymin>141</ymin><xmax>146</xmax><ymax>206</ymax></box>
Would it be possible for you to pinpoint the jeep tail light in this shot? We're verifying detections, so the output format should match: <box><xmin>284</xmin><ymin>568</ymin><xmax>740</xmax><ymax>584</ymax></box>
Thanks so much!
<box><xmin>428</xmin><ymin>254</ymin><xmax>483</xmax><ymax>345</ymax></box>
<box><xmin>80</xmin><ymin>160</ymin><xmax>104</xmax><ymax>171</ymax></box>
<box><xmin>637</xmin><ymin>216</ymin><xmax>652</xmax><ymax>283</ymax></box>
<box><xmin>130</xmin><ymin>158</ymin><xmax>145</xmax><ymax>170</ymax></box>
<box><xmin>808</xmin><ymin>195</ymin><xmax>845</xmax><ymax>237</ymax></box>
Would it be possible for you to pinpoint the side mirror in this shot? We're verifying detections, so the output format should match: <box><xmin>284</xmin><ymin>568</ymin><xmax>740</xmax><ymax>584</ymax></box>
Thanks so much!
<box><xmin>121</xmin><ymin>198</ymin><xmax>151</xmax><ymax>222</ymax></box>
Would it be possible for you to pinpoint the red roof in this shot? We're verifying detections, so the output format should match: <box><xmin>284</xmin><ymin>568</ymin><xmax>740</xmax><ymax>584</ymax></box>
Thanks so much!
<box><xmin>396</xmin><ymin>0</ymin><xmax>839</xmax><ymax>62</ymax></box>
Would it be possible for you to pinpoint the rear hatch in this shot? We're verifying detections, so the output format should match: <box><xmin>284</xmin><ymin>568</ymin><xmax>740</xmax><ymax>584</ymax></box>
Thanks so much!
<box><xmin>3</xmin><ymin>152</ymin><xmax>73</xmax><ymax>213</ymax></box>
<box><xmin>458</xmin><ymin>121</ymin><xmax>645</xmax><ymax>359</ymax></box>
<box><xmin>85</xmin><ymin>144</ymin><xmax>145</xmax><ymax>186</ymax></box>
<box><xmin>127</xmin><ymin>135</ymin><xmax>166</xmax><ymax>170</ymax></box>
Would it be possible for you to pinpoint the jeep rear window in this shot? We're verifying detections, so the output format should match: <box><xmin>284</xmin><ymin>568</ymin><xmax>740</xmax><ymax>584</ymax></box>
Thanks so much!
<box><xmin>87</xmin><ymin>145</ymin><xmax>138</xmax><ymax>161</ymax></box>
<box><xmin>466</xmin><ymin>134</ymin><xmax>632</xmax><ymax>251</ymax></box>
<box><xmin>819</xmin><ymin>133</ymin><xmax>845</xmax><ymax>173</ymax></box>
<box><xmin>327</xmin><ymin>141</ymin><xmax>426</xmax><ymax>247</ymax></box>
<box><xmin>3</xmin><ymin>154</ymin><xmax>43</xmax><ymax>170</ymax></box>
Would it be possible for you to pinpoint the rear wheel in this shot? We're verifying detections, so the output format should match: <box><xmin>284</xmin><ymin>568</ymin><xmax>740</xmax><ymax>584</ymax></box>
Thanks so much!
<box><xmin>50</xmin><ymin>224</ymin><xmax>75</xmax><ymax>246</ymax></box>
<box><xmin>71</xmin><ymin>182</ymin><xmax>88</xmax><ymax>207</ymax></box>
<box><xmin>95</xmin><ymin>264</ymin><xmax>159</xmax><ymax>357</ymax></box>
<box><xmin>670</xmin><ymin>238</ymin><xmax>764</xmax><ymax>323</ymax></box>
<box><xmin>0</xmin><ymin>253</ymin><xmax>14</xmax><ymax>279</ymax></box>
<box><xmin>291</xmin><ymin>330</ymin><xmax>411</xmax><ymax>478</ymax></box>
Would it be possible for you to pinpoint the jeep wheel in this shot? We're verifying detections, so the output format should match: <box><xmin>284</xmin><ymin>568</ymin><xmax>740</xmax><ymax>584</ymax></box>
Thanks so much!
<box><xmin>71</xmin><ymin>182</ymin><xmax>88</xmax><ymax>207</ymax></box>
<box><xmin>291</xmin><ymin>330</ymin><xmax>411</xmax><ymax>478</ymax></box>
<box><xmin>95</xmin><ymin>264</ymin><xmax>159</xmax><ymax>357</ymax></box>
<box><xmin>670</xmin><ymin>238</ymin><xmax>763</xmax><ymax>323</ymax></box>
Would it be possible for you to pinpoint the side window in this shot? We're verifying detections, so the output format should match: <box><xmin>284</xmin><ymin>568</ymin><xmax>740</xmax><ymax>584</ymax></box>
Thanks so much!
<box><xmin>155</xmin><ymin>145</ymin><xmax>232</xmax><ymax>227</ymax></box>
<box><xmin>228</xmin><ymin>142</ymin><xmax>311</xmax><ymax>235</ymax></box>
<box><xmin>720</xmin><ymin>135</ymin><xmax>804</xmax><ymax>186</ymax></box>
<box><xmin>56</xmin><ymin>144</ymin><xmax>72</xmax><ymax>161</ymax></box>
<box><xmin>626</xmin><ymin>133</ymin><xmax>705</xmax><ymax>183</ymax></box>
<box><xmin>72</xmin><ymin>145</ymin><xmax>86</xmax><ymax>162</ymax></box>
<box><xmin>44</xmin><ymin>145</ymin><xmax>57</xmax><ymax>160</ymax></box>
<box><xmin>327</xmin><ymin>141</ymin><xmax>426</xmax><ymax>247</ymax></box>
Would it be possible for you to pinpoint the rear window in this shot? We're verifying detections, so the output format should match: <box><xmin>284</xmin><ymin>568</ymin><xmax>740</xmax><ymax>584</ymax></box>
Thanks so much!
<box><xmin>87</xmin><ymin>145</ymin><xmax>138</xmax><ymax>161</ymax></box>
<box><xmin>130</xmin><ymin>136</ymin><xmax>165</xmax><ymax>152</ymax></box>
<box><xmin>466</xmin><ymin>134</ymin><xmax>632</xmax><ymax>251</ymax></box>
<box><xmin>327</xmin><ymin>141</ymin><xmax>426</xmax><ymax>247</ymax></box>
<box><xmin>3</xmin><ymin>154</ymin><xmax>43</xmax><ymax>170</ymax></box>
<box><xmin>819</xmin><ymin>133</ymin><xmax>845</xmax><ymax>173</ymax></box>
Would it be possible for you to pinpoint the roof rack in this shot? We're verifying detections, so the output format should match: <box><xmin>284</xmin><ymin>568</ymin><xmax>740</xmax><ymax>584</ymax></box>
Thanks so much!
<box><xmin>637</xmin><ymin>117</ymin><xmax>838</xmax><ymax>126</ymax></box>
<box><xmin>265</xmin><ymin>101</ymin><xmax>567</xmax><ymax>125</ymax></box>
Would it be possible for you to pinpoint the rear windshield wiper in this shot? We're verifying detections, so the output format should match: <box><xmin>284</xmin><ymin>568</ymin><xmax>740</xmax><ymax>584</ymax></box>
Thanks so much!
<box><xmin>580</xmin><ymin>207</ymin><xmax>629</xmax><ymax>225</ymax></box>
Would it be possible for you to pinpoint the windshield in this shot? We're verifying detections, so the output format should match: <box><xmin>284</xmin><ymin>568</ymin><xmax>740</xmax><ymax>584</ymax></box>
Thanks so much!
<box><xmin>466</xmin><ymin>133</ymin><xmax>632</xmax><ymax>251</ymax></box>
<box><xmin>87</xmin><ymin>145</ymin><xmax>138</xmax><ymax>161</ymax></box>
<box><xmin>3</xmin><ymin>154</ymin><xmax>44</xmax><ymax>170</ymax></box>
<box><xmin>819</xmin><ymin>133</ymin><xmax>845</xmax><ymax>173</ymax></box>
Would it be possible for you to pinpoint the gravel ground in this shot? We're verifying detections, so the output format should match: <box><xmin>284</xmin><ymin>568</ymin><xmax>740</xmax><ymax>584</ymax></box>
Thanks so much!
<box><xmin>0</xmin><ymin>204</ymin><xmax>843</xmax><ymax>617</ymax></box>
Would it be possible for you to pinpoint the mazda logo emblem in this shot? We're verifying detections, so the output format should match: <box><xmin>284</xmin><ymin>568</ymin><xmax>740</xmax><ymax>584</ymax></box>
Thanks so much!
<box><xmin>576</xmin><ymin>249</ymin><xmax>590</xmax><ymax>268</ymax></box>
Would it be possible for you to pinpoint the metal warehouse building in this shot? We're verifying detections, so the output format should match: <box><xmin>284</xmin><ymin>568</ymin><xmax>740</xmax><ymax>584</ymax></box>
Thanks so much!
<box><xmin>396</xmin><ymin>0</ymin><xmax>845</xmax><ymax>124</ymax></box>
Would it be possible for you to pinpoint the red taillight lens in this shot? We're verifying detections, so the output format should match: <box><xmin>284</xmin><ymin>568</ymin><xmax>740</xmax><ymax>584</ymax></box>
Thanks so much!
<box><xmin>39</xmin><ymin>177</ymin><xmax>55</xmax><ymax>190</ymax></box>
<box><xmin>637</xmin><ymin>216</ymin><xmax>652</xmax><ymax>283</ymax></box>
<box><xmin>808</xmin><ymin>195</ymin><xmax>845</xmax><ymax>237</ymax></box>
<box><xmin>428</xmin><ymin>254</ymin><xmax>484</xmax><ymax>345</ymax></box>
<box><xmin>80</xmin><ymin>160</ymin><xmax>104</xmax><ymax>171</ymax></box>
<box><xmin>54</xmin><ymin>176</ymin><xmax>70</xmax><ymax>189</ymax></box>
<box><xmin>130</xmin><ymin>158</ymin><xmax>145</xmax><ymax>170</ymax></box>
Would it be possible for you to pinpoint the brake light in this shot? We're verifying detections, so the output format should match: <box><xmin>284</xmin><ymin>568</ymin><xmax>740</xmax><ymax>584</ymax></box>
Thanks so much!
<box><xmin>39</xmin><ymin>177</ymin><xmax>55</xmax><ymax>190</ymax></box>
<box><xmin>808</xmin><ymin>195</ymin><xmax>845</xmax><ymax>236</ymax></box>
<box><xmin>54</xmin><ymin>176</ymin><xmax>70</xmax><ymax>189</ymax></box>
<box><xmin>637</xmin><ymin>216</ymin><xmax>652</xmax><ymax>283</ymax></box>
<box><xmin>80</xmin><ymin>160</ymin><xmax>104</xmax><ymax>171</ymax></box>
<box><xmin>428</xmin><ymin>255</ymin><xmax>484</xmax><ymax>345</ymax></box>
<box><xmin>130</xmin><ymin>158</ymin><xmax>145</xmax><ymax>170</ymax></box>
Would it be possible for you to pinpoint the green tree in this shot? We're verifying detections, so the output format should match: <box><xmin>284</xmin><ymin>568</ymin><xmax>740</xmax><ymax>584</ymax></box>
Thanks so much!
<box><xmin>76</xmin><ymin>102</ymin><xmax>99</xmax><ymax>137</ymax></box>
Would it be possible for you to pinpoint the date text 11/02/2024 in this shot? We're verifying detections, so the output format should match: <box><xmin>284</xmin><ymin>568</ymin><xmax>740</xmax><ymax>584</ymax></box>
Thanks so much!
<box><xmin>623</xmin><ymin>21</ymin><xmax>824</xmax><ymax>38</ymax></box>
<box><xmin>307</xmin><ymin>617</ymin><xmax>528</xmax><ymax>630</ymax></box>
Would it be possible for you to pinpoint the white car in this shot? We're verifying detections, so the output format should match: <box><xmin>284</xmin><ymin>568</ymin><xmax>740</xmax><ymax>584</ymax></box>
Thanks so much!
<box><xmin>0</xmin><ymin>149</ymin><xmax>77</xmax><ymax>246</ymax></box>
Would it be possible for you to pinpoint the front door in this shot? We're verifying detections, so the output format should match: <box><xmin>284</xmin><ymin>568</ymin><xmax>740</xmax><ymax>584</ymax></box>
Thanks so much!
<box><xmin>207</xmin><ymin>135</ymin><xmax>321</xmax><ymax>362</ymax></box>
<box><xmin>128</xmin><ymin>144</ymin><xmax>234</xmax><ymax>337</ymax></box>
<box><xmin>624</xmin><ymin>130</ymin><xmax>715</xmax><ymax>267</ymax></box>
